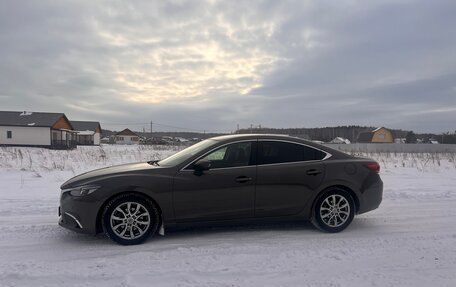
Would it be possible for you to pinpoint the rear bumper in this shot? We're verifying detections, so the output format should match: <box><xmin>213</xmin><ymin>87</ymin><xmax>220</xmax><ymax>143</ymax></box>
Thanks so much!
<box><xmin>357</xmin><ymin>178</ymin><xmax>383</xmax><ymax>214</ymax></box>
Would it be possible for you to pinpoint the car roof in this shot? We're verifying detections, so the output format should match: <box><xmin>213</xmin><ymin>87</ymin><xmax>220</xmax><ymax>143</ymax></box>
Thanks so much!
<box><xmin>211</xmin><ymin>134</ymin><xmax>303</xmax><ymax>141</ymax></box>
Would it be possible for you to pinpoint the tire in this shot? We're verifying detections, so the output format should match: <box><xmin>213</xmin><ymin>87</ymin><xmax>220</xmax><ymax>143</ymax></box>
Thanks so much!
<box><xmin>102</xmin><ymin>194</ymin><xmax>160</xmax><ymax>245</ymax></box>
<box><xmin>312</xmin><ymin>188</ymin><xmax>355</xmax><ymax>233</ymax></box>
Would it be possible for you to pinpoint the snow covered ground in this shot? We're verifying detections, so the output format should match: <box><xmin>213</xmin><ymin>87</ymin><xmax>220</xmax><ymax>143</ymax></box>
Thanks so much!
<box><xmin>0</xmin><ymin>145</ymin><xmax>455</xmax><ymax>287</ymax></box>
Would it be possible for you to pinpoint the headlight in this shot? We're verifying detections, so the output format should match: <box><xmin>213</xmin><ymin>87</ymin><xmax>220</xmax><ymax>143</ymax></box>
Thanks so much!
<box><xmin>61</xmin><ymin>185</ymin><xmax>100</xmax><ymax>196</ymax></box>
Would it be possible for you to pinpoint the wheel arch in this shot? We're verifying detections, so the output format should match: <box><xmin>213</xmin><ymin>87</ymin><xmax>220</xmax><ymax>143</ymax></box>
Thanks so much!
<box><xmin>95</xmin><ymin>191</ymin><xmax>163</xmax><ymax>234</ymax></box>
<box><xmin>311</xmin><ymin>185</ymin><xmax>360</xmax><ymax>219</ymax></box>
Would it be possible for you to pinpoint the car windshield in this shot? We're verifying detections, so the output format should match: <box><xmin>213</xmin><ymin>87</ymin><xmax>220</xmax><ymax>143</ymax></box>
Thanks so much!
<box><xmin>158</xmin><ymin>139</ymin><xmax>216</xmax><ymax>167</ymax></box>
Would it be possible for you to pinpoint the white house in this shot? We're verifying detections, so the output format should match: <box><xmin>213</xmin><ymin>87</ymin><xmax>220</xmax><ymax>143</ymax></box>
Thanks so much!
<box><xmin>115</xmin><ymin>128</ymin><xmax>140</xmax><ymax>144</ymax></box>
<box><xmin>0</xmin><ymin>111</ymin><xmax>77</xmax><ymax>149</ymax></box>
<box><xmin>330</xmin><ymin>137</ymin><xmax>351</xmax><ymax>144</ymax></box>
<box><xmin>395</xmin><ymin>138</ymin><xmax>406</xmax><ymax>144</ymax></box>
<box><xmin>70</xmin><ymin>121</ymin><xmax>102</xmax><ymax>145</ymax></box>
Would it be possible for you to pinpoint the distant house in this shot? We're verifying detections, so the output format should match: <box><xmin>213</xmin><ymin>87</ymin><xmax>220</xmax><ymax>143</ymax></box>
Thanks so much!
<box><xmin>357</xmin><ymin>127</ymin><xmax>394</xmax><ymax>143</ymax></box>
<box><xmin>115</xmin><ymin>128</ymin><xmax>140</xmax><ymax>144</ymax></box>
<box><xmin>330</xmin><ymin>137</ymin><xmax>351</xmax><ymax>144</ymax></box>
<box><xmin>100</xmin><ymin>136</ymin><xmax>111</xmax><ymax>144</ymax></box>
<box><xmin>0</xmin><ymin>111</ymin><xmax>77</xmax><ymax>149</ymax></box>
<box><xmin>70</xmin><ymin>121</ymin><xmax>102</xmax><ymax>145</ymax></box>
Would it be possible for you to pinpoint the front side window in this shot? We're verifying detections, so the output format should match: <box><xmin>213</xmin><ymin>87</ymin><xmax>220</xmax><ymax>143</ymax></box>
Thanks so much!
<box><xmin>7</xmin><ymin>131</ymin><xmax>12</xmax><ymax>139</ymax></box>
<box><xmin>258</xmin><ymin>141</ymin><xmax>326</xmax><ymax>165</ymax></box>
<box><xmin>159</xmin><ymin>139</ymin><xmax>216</xmax><ymax>167</ymax></box>
<box><xmin>197</xmin><ymin>141</ymin><xmax>253</xmax><ymax>169</ymax></box>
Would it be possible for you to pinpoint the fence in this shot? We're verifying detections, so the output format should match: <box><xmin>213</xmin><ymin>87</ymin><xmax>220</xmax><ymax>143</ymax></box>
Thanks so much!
<box><xmin>322</xmin><ymin>143</ymin><xmax>456</xmax><ymax>153</ymax></box>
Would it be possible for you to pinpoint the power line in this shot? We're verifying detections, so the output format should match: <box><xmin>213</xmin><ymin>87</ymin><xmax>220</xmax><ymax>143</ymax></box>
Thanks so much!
<box><xmin>100</xmin><ymin>121</ymin><xmax>229</xmax><ymax>133</ymax></box>
<box><xmin>100</xmin><ymin>122</ymin><xmax>150</xmax><ymax>125</ymax></box>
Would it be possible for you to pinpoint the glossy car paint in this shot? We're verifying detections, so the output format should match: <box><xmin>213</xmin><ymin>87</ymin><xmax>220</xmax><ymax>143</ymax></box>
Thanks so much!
<box><xmin>59</xmin><ymin>134</ymin><xmax>383</xmax><ymax>235</ymax></box>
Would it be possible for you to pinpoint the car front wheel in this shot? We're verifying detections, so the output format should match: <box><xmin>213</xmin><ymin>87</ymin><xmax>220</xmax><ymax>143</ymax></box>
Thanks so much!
<box><xmin>312</xmin><ymin>189</ymin><xmax>355</xmax><ymax>233</ymax></box>
<box><xmin>102</xmin><ymin>194</ymin><xmax>159</xmax><ymax>245</ymax></box>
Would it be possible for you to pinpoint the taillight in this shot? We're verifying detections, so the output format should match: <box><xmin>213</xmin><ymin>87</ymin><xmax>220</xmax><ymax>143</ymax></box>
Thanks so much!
<box><xmin>366</xmin><ymin>163</ymin><xmax>380</xmax><ymax>174</ymax></box>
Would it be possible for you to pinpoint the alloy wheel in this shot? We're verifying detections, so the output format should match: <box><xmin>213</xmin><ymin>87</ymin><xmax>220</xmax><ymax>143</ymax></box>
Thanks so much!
<box><xmin>319</xmin><ymin>194</ymin><xmax>351</xmax><ymax>227</ymax></box>
<box><xmin>110</xmin><ymin>202</ymin><xmax>151</xmax><ymax>240</ymax></box>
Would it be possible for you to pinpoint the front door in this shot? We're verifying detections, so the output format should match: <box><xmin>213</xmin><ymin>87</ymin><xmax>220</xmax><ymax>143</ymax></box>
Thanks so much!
<box><xmin>173</xmin><ymin>141</ymin><xmax>256</xmax><ymax>222</ymax></box>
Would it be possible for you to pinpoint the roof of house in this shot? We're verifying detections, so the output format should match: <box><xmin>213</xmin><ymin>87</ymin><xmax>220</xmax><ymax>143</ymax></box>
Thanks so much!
<box><xmin>372</xmin><ymin>127</ymin><xmax>389</xmax><ymax>132</ymax></box>
<box><xmin>116</xmin><ymin>128</ymin><xmax>139</xmax><ymax>136</ymax></box>
<box><xmin>0</xmin><ymin>111</ymin><xmax>73</xmax><ymax>129</ymax></box>
<box><xmin>70</xmin><ymin>121</ymin><xmax>101</xmax><ymax>132</ymax></box>
<box><xmin>77</xmin><ymin>130</ymin><xmax>95</xmax><ymax>136</ymax></box>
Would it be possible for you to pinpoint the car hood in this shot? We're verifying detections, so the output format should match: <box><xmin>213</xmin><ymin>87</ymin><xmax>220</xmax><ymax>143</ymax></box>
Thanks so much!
<box><xmin>60</xmin><ymin>162</ymin><xmax>161</xmax><ymax>189</ymax></box>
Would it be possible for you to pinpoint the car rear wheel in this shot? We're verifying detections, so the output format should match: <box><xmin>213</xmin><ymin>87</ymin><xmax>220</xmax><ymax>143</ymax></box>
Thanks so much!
<box><xmin>312</xmin><ymin>189</ymin><xmax>355</xmax><ymax>233</ymax></box>
<box><xmin>102</xmin><ymin>194</ymin><xmax>159</xmax><ymax>245</ymax></box>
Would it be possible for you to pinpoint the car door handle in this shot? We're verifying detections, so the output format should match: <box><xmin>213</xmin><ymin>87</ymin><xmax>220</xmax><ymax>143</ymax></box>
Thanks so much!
<box><xmin>235</xmin><ymin>176</ymin><xmax>253</xmax><ymax>183</ymax></box>
<box><xmin>306</xmin><ymin>169</ymin><xmax>322</xmax><ymax>176</ymax></box>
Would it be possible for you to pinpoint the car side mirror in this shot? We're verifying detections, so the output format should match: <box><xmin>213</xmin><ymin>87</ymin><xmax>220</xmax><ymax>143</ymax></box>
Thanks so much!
<box><xmin>193</xmin><ymin>159</ymin><xmax>211</xmax><ymax>176</ymax></box>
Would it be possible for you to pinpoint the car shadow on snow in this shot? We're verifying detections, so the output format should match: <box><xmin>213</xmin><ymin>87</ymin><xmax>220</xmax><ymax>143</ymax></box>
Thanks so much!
<box><xmin>162</xmin><ymin>221</ymin><xmax>318</xmax><ymax>239</ymax></box>
<box><xmin>57</xmin><ymin>217</ymin><xmax>382</xmax><ymax>246</ymax></box>
<box><xmin>56</xmin><ymin>221</ymin><xmax>321</xmax><ymax>246</ymax></box>
<box><xmin>56</xmin><ymin>229</ymin><xmax>112</xmax><ymax>246</ymax></box>
<box><xmin>347</xmin><ymin>215</ymin><xmax>388</xmax><ymax>233</ymax></box>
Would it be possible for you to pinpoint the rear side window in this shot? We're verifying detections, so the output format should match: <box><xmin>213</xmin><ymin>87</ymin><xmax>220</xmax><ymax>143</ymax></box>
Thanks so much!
<box><xmin>258</xmin><ymin>141</ymin><xmax>326</xmax><ymax>165</ymax></box>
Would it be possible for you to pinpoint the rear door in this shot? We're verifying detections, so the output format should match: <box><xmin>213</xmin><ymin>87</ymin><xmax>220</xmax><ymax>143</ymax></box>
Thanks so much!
<box><xmin>255</xmin><ymin>140</ymin><xmax>328</xmax><ymax>217</ymax></box>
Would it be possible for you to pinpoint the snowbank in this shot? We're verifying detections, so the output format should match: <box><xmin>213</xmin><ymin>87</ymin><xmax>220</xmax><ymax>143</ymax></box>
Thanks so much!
<box><xmin>0</xmin><ymin>145</ymin><xmax>455</xmax><ymax>286</ymax></box>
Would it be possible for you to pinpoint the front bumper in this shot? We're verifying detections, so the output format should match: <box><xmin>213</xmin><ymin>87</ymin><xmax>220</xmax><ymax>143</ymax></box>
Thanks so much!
<box><xmin>59</xmin><ymin>207</ymin><xmax>86</xmax><ymax>233</ymax></box>
<box><xmin>59</xmin><ymin>192</ymin><xmax>102</xmax><ymax>235</ymax></box>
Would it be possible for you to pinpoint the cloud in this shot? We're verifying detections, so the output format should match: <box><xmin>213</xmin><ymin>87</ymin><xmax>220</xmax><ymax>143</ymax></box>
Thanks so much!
<box><xmin>0</xmin><ymin>0</ymin><xmax>455</xmax><ymax>133</ymax></box>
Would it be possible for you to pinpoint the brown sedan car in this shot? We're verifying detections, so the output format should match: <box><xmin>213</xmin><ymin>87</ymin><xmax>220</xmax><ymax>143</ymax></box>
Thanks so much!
<box><xmin>59</xmin><ymin>134</ymin><xmax>383</xmax><ymax>245</ymax></box>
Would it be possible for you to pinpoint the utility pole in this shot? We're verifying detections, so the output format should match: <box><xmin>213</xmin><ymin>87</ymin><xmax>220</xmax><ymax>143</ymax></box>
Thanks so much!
<box><xmin>150</xmin><ymin>121</ymin><xmax>153</xmax><ymax>138</ymax></box>
<box><xmin>250</xmin><ymin>124</ymin><xmax>253</xmax><ymax>134</ymax></box>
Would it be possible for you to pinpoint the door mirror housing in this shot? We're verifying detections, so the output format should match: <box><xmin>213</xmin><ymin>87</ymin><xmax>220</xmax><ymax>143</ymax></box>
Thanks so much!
<box><xmin>193</xmin><ymin>159</ymin><xmax>211</xmax><ymax>176</ymax></box>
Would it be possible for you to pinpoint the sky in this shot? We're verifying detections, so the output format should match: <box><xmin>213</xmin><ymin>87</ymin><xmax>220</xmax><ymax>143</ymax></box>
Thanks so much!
<box><xmin>1</xmin><ymin>0</ymin><xmax>455</xmax><ymax>134</ymax></box>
